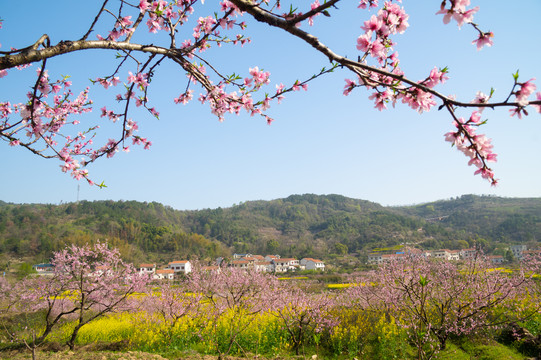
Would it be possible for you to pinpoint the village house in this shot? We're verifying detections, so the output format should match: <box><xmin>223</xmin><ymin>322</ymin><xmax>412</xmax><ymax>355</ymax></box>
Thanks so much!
<box><xmin>32</xmin><ymin>263</ymin><xmax>54</xmax><ymax>275</ymax></box>
<box><xmin>154</xmin><ymin>269</ymin><xmax>175</xmax><ymax>280</ymax></box>
<box><xmin>167</xmin><ymin>260</ymin><xmax>192</xmax><ymax>274</ymax></box>
<box><xmin>510</xmin><ymin>245</ymin><xmax>528</xmax><ymax>260</ymax></box>
<box><xmin>460</xmin><ymin>248</ymin><xmax>478</xmax><ymax>260</ymax></box>
<box><xmin>254</xmin><ymin>261</ymin><xmax>273</xmax><ymax>272</ymax></box>
<box><xmin>264</xmin><ymin>255</ymin><xmax>280</xmax><ymax>262</ymax></box>
<box><xmin>240</xmin><ymin>256</ymin><xmax>258</xmax><ymax>264</ymax></box>
<box><xmin>367</xmin><ymin>253</ymin><xmax>383</xmax><ymax>265</ymax></box>
<box><xmin>272</xmin><ymin>258</ymin><xmax>299</xmax><ymax>273</ymax></box>
<box><xmin>138</xmin><ymin>263</ymin><xmax>156</xmax><ymax>275</ymax></box>
<box><xmin>368</xmin><ymin>252</ymin><xmax>406</xmax><ymax>265</ymax></box>
<box><xmin>230</xmin><ymin>260</ymin><xmax>251</xmax><ymax>269</ymax></box>
<box><xmin>300</xmin><ymin>258</ymin><xmax>325</xmax><ymax>271</ymax></box>
<box><xmin>488</xmin><ymin>255</ymin><xmax>504</xmax><ymax>264</ymax></box>
<box><xmin>429</xmin><ymin>249</ymin><xmax>460</xmax><ymax>261</ymax></box>
<box><xmin>448</xmin><ymin>250</ymin><xmax>460</xmax><ymax>261</ymax></box>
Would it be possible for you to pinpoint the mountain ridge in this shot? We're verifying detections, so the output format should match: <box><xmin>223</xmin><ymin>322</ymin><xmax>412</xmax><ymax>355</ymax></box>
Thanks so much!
<box><xmin>0</xmin><ymin>194</ymin><xmax>539</xmax><ymax>267</ymax></box>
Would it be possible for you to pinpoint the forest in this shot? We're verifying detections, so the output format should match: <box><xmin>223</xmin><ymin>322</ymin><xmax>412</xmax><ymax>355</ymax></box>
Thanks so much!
<box><xmin>1</xmin><ymin>194</ymin><xmax>540</xmax><ymax>270</ymax></box>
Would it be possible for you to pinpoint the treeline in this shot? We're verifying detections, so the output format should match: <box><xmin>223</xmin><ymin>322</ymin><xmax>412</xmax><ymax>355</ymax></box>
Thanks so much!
<box><xmin>1</xmin><ymin>194</ymin><xmax>541</xmax><ymax>265</ymax></box>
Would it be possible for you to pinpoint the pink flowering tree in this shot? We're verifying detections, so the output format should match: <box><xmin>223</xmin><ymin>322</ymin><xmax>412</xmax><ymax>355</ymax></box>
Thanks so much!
<box><xmin>187</xmin><ymin>266</ymin><xmax>278</xmax><ymax>359</ymax></box>
<box><xmin>143</xmin><ymin>280</ymin><xmax>203</xmax><ymax>343</ymax></box>
<box><xmin>270</xmin><ymin>284</ymin><xmax>338</xmax><ymax>356</ymax></box>
<box><xmin>13</xmin><ymin>242</ymin><xmax>148</xmax><ymax>350</ymax></box>
<box><xmin>347</xmin><ymin>253</ymin><xmax>530</xmax><ymax>360</ymax></box>
<box><xmin>1</xmin><ymin>1</ymin><xmax>540</xmax><ymax>185</ymax></box>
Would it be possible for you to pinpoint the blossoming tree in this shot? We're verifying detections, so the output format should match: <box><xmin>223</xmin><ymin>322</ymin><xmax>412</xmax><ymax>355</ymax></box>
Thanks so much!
<box><xmin>1</xmin><ymin>0</ymin><xmax>539</xmax><ymax>186</ymax></box>
<box><xmin>12</xmin><ymin>242</ymin><xmax>148</xmax><ymax>350</ymax></box>
<box><xmin>187</xmin><ymin>266</ymin><xmax>278</xmax><ymax>359</ymax></box>
<box><xmin>346</xmin><ymin>253</ymin><xmax>532</xmax><ymax>360</ymax></box>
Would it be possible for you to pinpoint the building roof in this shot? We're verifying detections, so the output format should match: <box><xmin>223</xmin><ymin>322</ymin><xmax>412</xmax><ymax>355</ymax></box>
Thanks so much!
<box><xmin>139</xmin><ymin>263</ymin><xmax>156</xmax><ymax>268</ymax></box>
<box><xmin>33</xmin><ymin>263</ymin><xmax>54</xmax><ymax>268</ymax></box>
<box><xmin>156</xmin><ymin>269</ymin><xmax>175</xmax><ymax>274</ymax></box>
<box><xmin>231</xmin><ymin>260</ymin><xmax>250</xmax><ymax>264</ymax></box>
<box><xmin>255</xmin><ymin>261</ymin><xmax>271</xmax><ymax>266</ymax></box>
<box><xmin>168</xmin><ymin>260</ymin><xmax>189</xmax><ymax>265</ymax></box>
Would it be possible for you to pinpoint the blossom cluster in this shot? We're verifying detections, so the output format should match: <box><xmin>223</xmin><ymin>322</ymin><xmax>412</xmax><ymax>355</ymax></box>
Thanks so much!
<box><xmin>1</xmin><ymin>0</ymin><xmax>540</xmax><ymax>187</ymax></box>
<box><xmin>444</xmin><ymin>111</ymin><xmax>497</xmax><ymax>184</ymax></box>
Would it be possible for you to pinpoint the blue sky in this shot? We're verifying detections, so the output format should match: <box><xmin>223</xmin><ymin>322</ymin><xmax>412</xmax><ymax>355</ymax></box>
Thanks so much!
<box><xmin>1</xmin><ymin>1</ymin><xmax>540</xmax><ymax>210</ymax></box>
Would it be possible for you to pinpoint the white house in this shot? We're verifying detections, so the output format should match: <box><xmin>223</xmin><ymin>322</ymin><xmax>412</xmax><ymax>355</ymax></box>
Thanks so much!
<box><xmin>167</xmin><ymin>260</ymin><xmax>192</xmax><ymax>274</ymax></box>
<box><xmin>230</xmin><ymin>260</ymin><xmax>251</xmax><ymax>269</ymax></box>
<box><xmin>138</xmin><ymin>263</ymin><xmax>156</xmax><ymax>275</ymax></box>
<box><xmin>32</xmin><ymin>263</ymin><xmax>55</xmax><ymax>275</ymax></box>
<box><xmin>460</xmin><ymin>248</ymin><xmax>478</xmax><ymax>260</ymax></box>
<box><xmin>300</xmin><ymin>258</ymin><xmax>325</xmax><ymax>271</ymax></box>
<box><xmin>154</xmin><ymin>269</ymin><xmax>175</xmax><ymax>280</ymax></box>
<box><xmin>254</xmin><ymin>261</ymin><xmax>273</xmax><ymax>272</ymax></box>
<box><xmin>367</xmin><ymin>253</ymin><xmax>383</xmax><ymax>265</ymax></box>
<box><xmin>488</xmin><ymin>255</ymin><xmax>504</xmax><ymax>264</ymax></box>
<box><xmin>272</xmin><ymin>258</ymin><xmax>299</xmax><ymax>273</ymax></box>
<box><xmin>430</xmin><ymin>249</ymin><xmax>456</xmax><ymax>260</ymax></box>
<box><xmin>510</xmin><ymin>245</ymin><xmax>527</xmax><ymax>260</ymax></box>
<box><xmin>448</xmin><ymin>250</ymin><xmax>460</xmax><ymax>261</ymax></box>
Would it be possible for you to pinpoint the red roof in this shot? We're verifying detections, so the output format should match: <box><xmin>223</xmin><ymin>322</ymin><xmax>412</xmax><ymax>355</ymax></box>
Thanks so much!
<box><xmin>156</xmin><ymin>269</ymin><xmax>174</xmax><ymax>274</ymax></box>
<box><xmin>139</xmin><ymin>263</ymin><xmax>155</xmax><ymax>268</ymax></box>
<box><xmin>169</xmin><ymin>260</ymin><xmax>189</xmax><ymax>265</ymax></box>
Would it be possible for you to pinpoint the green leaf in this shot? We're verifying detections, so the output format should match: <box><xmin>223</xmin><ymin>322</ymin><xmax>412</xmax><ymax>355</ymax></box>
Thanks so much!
<box><xmin>512</xmin><ymin>70</ymin><xmax>519</xmax><ymax>81</ymax></box>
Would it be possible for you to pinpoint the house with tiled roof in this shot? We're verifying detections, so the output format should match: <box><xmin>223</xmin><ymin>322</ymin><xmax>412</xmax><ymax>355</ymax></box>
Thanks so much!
<box><xmin>300</xmin><ymin>258</ymin><xmax>325</xmax><ymax>271</ymax></box>
<box><xmin>32</xmin><ymin>263</ymin><xmax>55</xmax><ymax>275</ymax></box>
<box><xmin>272</xmin><ymin>258</ymin><xmax>299</xmax><ymax>273</ymax></box>
<box><xmin>167</xmin><ymin>260</ymin><xmax>192</xmax><ymax>274</ymax></box>
<box><xmin>138</xmin><ymin>263</ymin><xmax>156</xmax><ymax>275</ymax></box>
<box><xmin>230</xmin><ymin>260</ymin><xmax>251</xmax><ymax>269</ymax></box>
<box><xmin>154</xmin><ymin>269</ymin><xmax>175</xmax><ymax>280</ymax></box>
<box><xmin>254</xmin><ymin>261</ymin><xmax>273</xmax><ymax>272</ymax></box>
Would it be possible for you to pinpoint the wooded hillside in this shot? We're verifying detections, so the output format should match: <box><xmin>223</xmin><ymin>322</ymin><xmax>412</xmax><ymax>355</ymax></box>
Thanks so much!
<box><xmin>1</xmin><ymin>194</ymin><xmax>540</xmax><ymax>267</ymax></box>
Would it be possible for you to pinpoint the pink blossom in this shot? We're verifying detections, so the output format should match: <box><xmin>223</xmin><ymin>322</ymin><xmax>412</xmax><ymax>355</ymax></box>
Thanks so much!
<box><xmin>356</xmin><ymin>33</ymin><xmax>371</xmax><ymax>52</ymax></box>
<box><xmin>516</xmin><ymin>78</ymin><xmax>536</xmax><ymax>106</ymax></box>
<box><xmin>358</xmin><ymin>0</ymin><xmax>378</xmax><ymax>9</ymax></box>
<box><xmin>532</xmin><ymin>92</ymin><xmax>541</xmax><ymax>113</ymax></box>
<box><xmin>426</xmin><ymin>67</ymin><xmax>449</xmax><ymax>88</ymax></box>
<box><xmin>343</xmin><ymin>79</ymin><xmax>356</xmax><ymax>96</ymax></box>
<box><xmin>472</xmin><ymin>32</ymin><xmax>494</xmax><ymax>50</ymax></box>
<box><xmin>361</xmin><ymin>15</ymin><xmax>383</xmax><ymax>33</ymax></box>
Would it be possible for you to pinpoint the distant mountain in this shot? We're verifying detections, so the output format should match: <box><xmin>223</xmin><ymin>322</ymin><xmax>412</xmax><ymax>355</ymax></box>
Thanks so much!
<box><xmin>0</xmin><ymin>194</ymin><xmax>540</xmax><ymax>266</ymax></box>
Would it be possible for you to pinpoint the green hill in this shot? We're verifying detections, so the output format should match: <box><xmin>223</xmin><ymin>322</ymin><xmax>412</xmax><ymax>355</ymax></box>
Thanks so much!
<box><xmin>1</xmin><ymin>194</ymin><xmax>540</xmax><ymax>268</ymax></box>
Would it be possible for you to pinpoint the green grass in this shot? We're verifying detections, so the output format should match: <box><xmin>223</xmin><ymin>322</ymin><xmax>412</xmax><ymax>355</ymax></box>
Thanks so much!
<box><xmin>436</xmin><ymin>339</ymin><xmax>526</xmax><ymax>360</ymax></box>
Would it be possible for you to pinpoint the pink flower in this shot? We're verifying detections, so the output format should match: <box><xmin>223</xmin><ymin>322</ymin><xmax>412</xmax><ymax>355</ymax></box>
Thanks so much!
<box><xmin>343</xmin><ymin>79</ymin><xmax>356</xmax><ymax>96</ymax></box>
<box><xmin>426</xmin><ymin>67</ymin><xmax>449</xmax><ymax>88</ymax></box>
<box><xmin>356</xmin><ymin>34</ymin><xmax>371</xmax><ymax>52</ymax></box>
<box><xmin>532</xmin><ymin>92</ymin><xmax>541</xmax><ymax>113</ymax></box>
<box><xmin>516</xmin><ymin>78</ymin><xmax>536</xmax><ymax>106</ymax></box>
<box><xmin>361</xmin><ymin>15</ymin><xmax>383</xmax><ymax>33</ymax></box>
<box><xmin>472</xmin><ymin>32</ymin><xmax>494</xmax><ymax>50</ymax></box>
